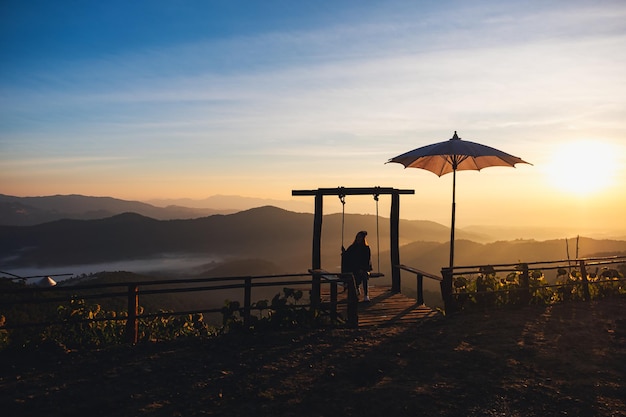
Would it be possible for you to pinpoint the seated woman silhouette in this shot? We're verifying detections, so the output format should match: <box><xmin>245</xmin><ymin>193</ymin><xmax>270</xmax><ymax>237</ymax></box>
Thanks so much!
<box><xmin>342</xmin><ymin>230</ymin><xmax>373</xmax><ymax>302</ymax></box>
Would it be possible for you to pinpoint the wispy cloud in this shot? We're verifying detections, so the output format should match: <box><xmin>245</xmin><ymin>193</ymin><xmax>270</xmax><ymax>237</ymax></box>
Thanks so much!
<box><xmin>1</xmin><ymin>0</ymin><xmax>625</xmax><ymax>227</ymax></box>
<box><xmin>1</xmin><ymin>155</ymin><xmax>136</xmax><ymax>168</ymax></box>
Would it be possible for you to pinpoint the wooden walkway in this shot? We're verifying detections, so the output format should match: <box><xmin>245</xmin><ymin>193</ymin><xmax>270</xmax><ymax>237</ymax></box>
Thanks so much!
<box><xmin>320</xmin><ymin>284</ymin><xmax>442</xmax><ymax>327</ymax></box>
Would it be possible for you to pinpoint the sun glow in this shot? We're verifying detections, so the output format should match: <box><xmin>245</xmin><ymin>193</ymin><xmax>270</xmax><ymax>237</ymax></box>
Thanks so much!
<box><xmin>545</xmin><ymin>140</ymin><xmax>619</xmax><ymax>195</ymax></box>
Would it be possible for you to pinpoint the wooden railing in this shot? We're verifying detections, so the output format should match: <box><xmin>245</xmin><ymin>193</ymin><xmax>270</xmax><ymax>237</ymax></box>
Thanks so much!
<box><xmin>396</xmin><ymin>264</ymin><xmax>442</xmax><ymax>305</ymax></box>
<box><xmin>3</xmin><ymin>255</ymin><xmax>624</xmax><ymax>343</ymax></box>
<box><xmin>439</xmin><ymin>256</ymin><xmax>626</xmax><ymax>313</ymax></box>
<box><xmin>0</xmin><ymin>272</ymin><xmax>350</xmax><ymax>344</ymax></box>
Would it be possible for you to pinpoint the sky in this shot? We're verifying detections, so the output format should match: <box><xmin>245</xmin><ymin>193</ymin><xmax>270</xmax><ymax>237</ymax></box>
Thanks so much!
<box><xmin>1</xmin><ymin>0</ymin><xmax>625</xmax><ymax>236</ymax></box>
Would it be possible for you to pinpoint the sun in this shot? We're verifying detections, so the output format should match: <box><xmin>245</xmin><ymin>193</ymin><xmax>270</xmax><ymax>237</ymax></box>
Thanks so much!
<box><xmin>545</xmin><ymin>140</ymin><xmax>619</xmax><ymax>195</ymax></box>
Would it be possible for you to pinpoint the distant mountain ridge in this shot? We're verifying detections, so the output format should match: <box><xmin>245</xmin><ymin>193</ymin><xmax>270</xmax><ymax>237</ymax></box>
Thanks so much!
<box><xmin>147</xmin><ymin>194</ymin><xmax>312</xmax><ymax>213</ymax></box>
<box><xmin>0</xmin><ymin>194</ymin><xmax>235</xmax><ymax>226</ymax></box>
<box><xmin>3</xmin><ymin>194</ymin><xmax>623</xmax><ymax>242</ymax></box>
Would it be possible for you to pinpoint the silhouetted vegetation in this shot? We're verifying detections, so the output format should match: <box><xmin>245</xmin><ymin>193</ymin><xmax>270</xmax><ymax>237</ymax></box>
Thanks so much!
<box><xmin>452</xmin><ymin>263</ymin><xmax>626</xmax><ymax>312</ymax></box>
<box><xmin>0</xmin><ymin>271</ymin><xmax>336</xmax><ymax>351</ymax></box>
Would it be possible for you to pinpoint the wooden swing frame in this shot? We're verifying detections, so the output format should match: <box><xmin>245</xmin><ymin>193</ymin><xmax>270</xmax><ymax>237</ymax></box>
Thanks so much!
<box><xmin>292</xmin><ymin>186</ymin><xmax>414</xmax><ymax>293</ymax></box>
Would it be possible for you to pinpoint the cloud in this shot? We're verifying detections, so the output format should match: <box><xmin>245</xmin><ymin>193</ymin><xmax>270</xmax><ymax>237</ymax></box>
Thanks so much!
<box><xmin>1</xmin><ymin>1</ymin><xmax>625</xmax><ymax>212</ymax></box>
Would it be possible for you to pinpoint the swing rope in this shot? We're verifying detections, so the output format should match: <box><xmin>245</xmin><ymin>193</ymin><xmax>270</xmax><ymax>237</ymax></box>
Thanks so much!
<box><xmin>374</xmin><ymin>193</ymin><xmax>380</xmax><ymax>274</ymax></box>
<box><xmin>339</xmin><ymin>192</ymin><xmax>346</xmax><ymax>252</ymax></box>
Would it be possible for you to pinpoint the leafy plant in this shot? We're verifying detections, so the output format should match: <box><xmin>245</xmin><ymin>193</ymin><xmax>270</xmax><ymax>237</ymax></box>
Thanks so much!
<box><xmin>138</xmin><ymin>312</ymin><xmax>218</xmax><ymax>342</ymax></box>
<box><xmin>0</xmin><ymin>315</ymin><xmax>8</xmax><ymax>350</ymax></box>
<box><xmin>220</xmin><ymin>287</ymin><xmax>332</xmax><ymax>333</ymax></box>
<box><xmin>452</xmin><ymin>261</ymin><xmax>626</xmax><ymax>312</ymax></box>
<box><xmin>42</xmin><ymin>298</ymin><xmax>126</xmax><ymax>348</ymax></box>
<box><xmin>1</xmin><ymin>297</ymin><xmax>221</xmax><ymax>350</ymax></box>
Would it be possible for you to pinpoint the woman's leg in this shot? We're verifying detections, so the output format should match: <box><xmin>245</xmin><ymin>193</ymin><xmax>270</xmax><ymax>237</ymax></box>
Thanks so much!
<box><xmin>362</xmin><ymin>275</ymin><xmax>369</xmax><ymax>301</ymax></box>
<box><xmin>352</xmin><ymin>272</ymin><xmax>361</xmax><ymax>295</ymax></box>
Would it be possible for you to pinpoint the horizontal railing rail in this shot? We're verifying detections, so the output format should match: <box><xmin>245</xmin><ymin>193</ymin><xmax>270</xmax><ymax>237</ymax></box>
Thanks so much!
<box><xmin>445</xmin><ymin>255</ymin><xmax>626</xmax><ymax>275</ymax></box>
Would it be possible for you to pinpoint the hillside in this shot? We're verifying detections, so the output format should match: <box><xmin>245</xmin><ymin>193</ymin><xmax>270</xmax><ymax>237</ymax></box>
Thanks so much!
<box><xmin>1</xmin><ymin>296</ymin><xmax>624</xmax><ymax>416</ymax></box>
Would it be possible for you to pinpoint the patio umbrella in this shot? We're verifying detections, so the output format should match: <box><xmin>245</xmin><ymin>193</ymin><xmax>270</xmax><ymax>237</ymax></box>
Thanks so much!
<box><xmin>387</xmin><ymin>131</ymin><xmax>530</xmax><ymax>268</ymax></box>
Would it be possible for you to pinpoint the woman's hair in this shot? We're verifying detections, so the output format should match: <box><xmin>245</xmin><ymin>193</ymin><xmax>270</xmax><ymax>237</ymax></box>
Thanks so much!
<box><xmin>353</xmin><ymin>230</ymin><xmax>369</xmax><ymax>246</ymax></box>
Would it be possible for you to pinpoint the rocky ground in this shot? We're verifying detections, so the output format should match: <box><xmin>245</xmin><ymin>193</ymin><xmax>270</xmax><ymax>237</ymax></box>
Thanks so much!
<box><xmin>1</xmin><ymin>296</ymin><xmax>625</xmax><ymax>416</ymax></box>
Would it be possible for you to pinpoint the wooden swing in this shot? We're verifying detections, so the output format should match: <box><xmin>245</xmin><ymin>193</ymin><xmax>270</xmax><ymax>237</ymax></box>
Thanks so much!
<box><xmin>339</xmin><ymin>191</ymin><xmax>384</xmax><ymax>278</ymax></box>
<box><xmin>292</xmin><ymin>186</ymin><xmax>414</xmax><ymax>294</ymax></box>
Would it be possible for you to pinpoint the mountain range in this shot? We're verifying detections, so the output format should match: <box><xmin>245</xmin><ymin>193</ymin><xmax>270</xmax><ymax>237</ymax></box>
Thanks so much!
<box><xmin>0</xmin><ymin>194</ymin><xmax>239</xmax><ymax>226</ymax></box>
<box><xmin>1</xmin><ymin>196</ymin><xmax>625</xmax><ymax>290</ymax></box>
<box><xmin>0</xmin><ymin>205</ymin><xmax>475</xmax><ymax>271</ymax></box>
<box><xmin>5</xmin><ymin>193</ymin><xmax>617</xmax><ymax>241</ymax></box>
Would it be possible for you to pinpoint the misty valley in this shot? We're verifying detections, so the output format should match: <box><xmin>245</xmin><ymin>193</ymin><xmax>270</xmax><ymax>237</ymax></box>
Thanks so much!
<box><xmin>2</xmin><ymin>199</ymin><xmax>626</xmax><ymax>317</ymax></box>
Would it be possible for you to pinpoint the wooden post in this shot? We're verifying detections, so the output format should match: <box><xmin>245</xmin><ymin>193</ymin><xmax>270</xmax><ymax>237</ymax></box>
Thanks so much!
<box><xmin>441</xmin><ymin>267</ymin><xmax>456</xmax><ymax>314</ymax></box>
<box><xmin>310</xmin><ymin>193</ymin><xmax>323</xmax><ymax>308</ymax></box>
<box><xmin>390</xmin><ymin>191</ymin><xmax>401</xmax><ymax>293</ymax></box>
<box><xmin>311</xmin><ymin>273</ymin><xmax>321</xmax><ymax>310</ymax></box>
<box><xmin>313</xmin><ymin>192</ymin><xmax>323</xmax><ymax>270</ymax></box>
<box><xmin>579</xmin><ymin>260</ymin><xmax>591</xmax><ymax>301</ymax></box>
<box><xmin>244</xmin><ymin>277</ymin><xmax>252</xmax><ymax>327</ymax></box>
<box><xmin>416</xmin><ymin>273</ymin><xmax>424</xmax><ymax>305</ymax></box>
<box><xmin>126</xmin><ymin>284</ymin><xmax>139</xmax><ymax>344</ymax></box>
<box><xmin>330</xmin><ymin>281</ymin><xmax>338</xmax><ymax>323</ymax></box>
<box><xmin>519</xmin><ymin>264</ymin><xmax>530</xmax><ymax>304</ymax></box>
<box><xmin>346</xmin><ymin>274</ymin><xmax>359</xmax><ymax>327</ymax></box>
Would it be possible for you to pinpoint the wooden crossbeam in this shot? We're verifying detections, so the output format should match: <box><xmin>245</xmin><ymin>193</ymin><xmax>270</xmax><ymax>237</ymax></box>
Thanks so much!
<box><xmin>292</xmin><ymin>186</ymin><xmax>414</xmax><ymax>196</ymax></box>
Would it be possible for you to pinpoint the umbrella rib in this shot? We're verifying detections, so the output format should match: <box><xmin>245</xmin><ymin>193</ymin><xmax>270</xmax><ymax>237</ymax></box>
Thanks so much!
<box><xmin>448</xmin><ymin>154</ymin><xmax>470</xmax><ymax>170</ymax></box>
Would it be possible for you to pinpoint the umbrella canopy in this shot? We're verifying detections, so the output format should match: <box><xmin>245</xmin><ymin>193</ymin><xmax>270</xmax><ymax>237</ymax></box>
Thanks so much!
<box><xmin>387</xmin><ymin>131</ymin><xmax>530</xmax><ymax>267</ymax></box>
<box><xmin>388</xmin><ymin>131</ymin><xmax>529</xmax><ymax>175</ymax></box>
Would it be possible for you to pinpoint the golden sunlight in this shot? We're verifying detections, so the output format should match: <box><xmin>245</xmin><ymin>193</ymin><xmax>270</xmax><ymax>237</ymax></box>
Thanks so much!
<box><xmin>545</xmin><ymin>140</ymin><xmax>618</xmax><ymax>195</ymax></box>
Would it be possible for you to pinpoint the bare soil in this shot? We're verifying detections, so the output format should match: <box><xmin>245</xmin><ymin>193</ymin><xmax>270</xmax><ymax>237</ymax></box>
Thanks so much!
<box><xmin>2</xmin><ymin>297</ymin><xmax>625</xmax><ymax>417</ymax></box>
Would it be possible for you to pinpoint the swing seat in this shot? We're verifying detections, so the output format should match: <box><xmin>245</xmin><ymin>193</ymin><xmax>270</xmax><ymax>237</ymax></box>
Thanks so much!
<box><xmin>369</xmin><ymin>272</ymin><xmax>384</xmax><ymax>278</ymax></box>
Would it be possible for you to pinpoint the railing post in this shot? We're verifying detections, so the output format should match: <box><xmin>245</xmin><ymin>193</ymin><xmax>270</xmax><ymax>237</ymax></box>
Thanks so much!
<box><xmin>330</xmin><ymin>281</ymin><xmax>338</xmax><ymax>323</ymax></box>
<box><xmin>312</xmin><ymin>192</ymin><xmax>323</xmax><ymax>270</ymax></box>
<box><xmin>311</xmin><ymin>273</ymin><xmax>321</xmax><ymax>310</ymax></box>
<box><xmin>244</xmin><ymin>277</ymin><xmax>252</xmax><ymax>327</ymax></box>
<box><xmin>579</xmin><ymin>260</ymin><xmax>591</xmax><ymax>301</ymax></box>
<box><xmin>126</xmin><ymin>284</ymin><xmax>138</xmax><ymax>344</ymax></box>
<box><xmin>416</xmin><ymin>273</ymin><xmax>424</xmax><ymax>305</ymax></box>
<box><xmin>441</xmin><ymin>267</ymin><xmax>456</xmax><ymax>314</ymax></box>
<box><xmin>346</xmin><ymin>273</ymin><xmax>359</xmax><ymax>327</ymax></box>
<box><xmin>520</xmin><ymin>264</ymin><xmax>530</xmax><ymax>304</ymax></box>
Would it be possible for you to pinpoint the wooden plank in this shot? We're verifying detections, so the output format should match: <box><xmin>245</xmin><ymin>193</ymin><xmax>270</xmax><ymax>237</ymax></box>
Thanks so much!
<box><xmin>320</xmin><ymin>285</ymin><xmax>441</xmax><ymax>327</ymax></box>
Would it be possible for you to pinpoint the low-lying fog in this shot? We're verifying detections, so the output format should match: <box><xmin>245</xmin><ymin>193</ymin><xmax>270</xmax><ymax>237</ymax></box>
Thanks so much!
<box><xmin>1</xmin><ymin>254</ymin><xmax>222</xmax><ymax>282</ymax></box>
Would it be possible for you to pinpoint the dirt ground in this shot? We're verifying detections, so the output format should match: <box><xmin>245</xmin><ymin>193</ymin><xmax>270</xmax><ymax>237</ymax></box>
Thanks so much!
<box><xmin>1</xmin><ymin>296</ymin><xmax>625</xmax><ymax>417</ymax></box>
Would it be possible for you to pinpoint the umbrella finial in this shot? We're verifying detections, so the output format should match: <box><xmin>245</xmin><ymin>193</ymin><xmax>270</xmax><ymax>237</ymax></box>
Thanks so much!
<box><xmin>451</xmin><ymin>131</ymin><xmax>460</xmax><ymax>140</ymax></box>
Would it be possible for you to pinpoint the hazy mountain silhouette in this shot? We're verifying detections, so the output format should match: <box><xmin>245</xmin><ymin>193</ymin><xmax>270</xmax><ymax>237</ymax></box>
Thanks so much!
<box><xmin>0</xmin><ymin>194</ymin><xmax>234</xmax><ymax>226</ymax></box>
<box><xmin>147</xmin><ymin>194</ymin><xmax>312</xmax><ymax>213</ymax></box>
<box><xmin>4</xmin><ymin>194</ymin><xmax>622</xmax><ymax>242</ymax></box>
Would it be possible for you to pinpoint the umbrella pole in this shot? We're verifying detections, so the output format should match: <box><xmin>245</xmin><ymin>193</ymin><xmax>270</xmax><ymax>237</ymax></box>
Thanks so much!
<box><xmin>449</xmin><ymin>168</ymin><xmax>456</xmax><ymax>268</ymax></box>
